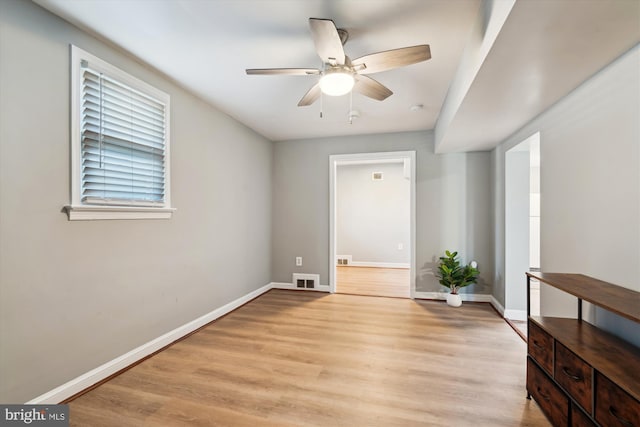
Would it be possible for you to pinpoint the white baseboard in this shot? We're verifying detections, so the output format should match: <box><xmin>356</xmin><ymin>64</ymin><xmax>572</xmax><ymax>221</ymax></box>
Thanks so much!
<box><xmin>348</xmin><ymin>261</ymin><xmax>410</xmax><ymax>269</ymax></box>
<box><xmin>491</xmin><ymin>295</ymin><xmax>505</xmax><ymax>316</ymax></box>
<box><xmin>414</xmin><ymin>293</ymin><xmax>520</xmax><ymax>319</ymax></box>
<box><xmin>270</xmin><ymin>282</ymin><xmax>330</xmax><ymax>292</ymax></box>
<box><xmin>504</xmin><ymin>309</ymin><xmax>527</xmax><ymax>321</ymax></box>
<box><xmin>449</xmin><ymin>294</ymin><xmax>522</xmax><ymax>321</ymax></box>
<box><xmin>26</xmin><ymin>283</ymin><xmax>273</xmax><ymax>404</ymax></box>
<box><xmin>414</xmin><ymin>292</ymin><xmax>492</xmax><ymax>302</ymax></box>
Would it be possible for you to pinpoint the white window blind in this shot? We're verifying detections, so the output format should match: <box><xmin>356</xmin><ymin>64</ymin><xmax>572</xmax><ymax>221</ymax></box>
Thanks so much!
<box><xmin>81</xmin><ymin>67</ymin><xmax>166</xmax><ymax>206</ymax></box>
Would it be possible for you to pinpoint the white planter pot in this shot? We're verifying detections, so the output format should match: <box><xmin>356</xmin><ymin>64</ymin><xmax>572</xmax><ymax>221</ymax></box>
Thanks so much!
<box><xmin>446</xmin><ymin>293</ymin><xmax>462</xmax><ymax>307</ymax></box>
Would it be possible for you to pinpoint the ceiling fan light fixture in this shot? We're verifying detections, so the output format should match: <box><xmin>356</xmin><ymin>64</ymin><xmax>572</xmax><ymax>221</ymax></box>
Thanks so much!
<box><xmin>319</xmin><ymin>68</ymin><xmax>354</xmax><ymax>96</ymax></box>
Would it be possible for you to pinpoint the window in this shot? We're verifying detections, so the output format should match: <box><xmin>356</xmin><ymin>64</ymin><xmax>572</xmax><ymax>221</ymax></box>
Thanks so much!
<box><xmin>66</xmin><ymin>45</ymin><xmax>173</xmax><ymax>220</ymax></box>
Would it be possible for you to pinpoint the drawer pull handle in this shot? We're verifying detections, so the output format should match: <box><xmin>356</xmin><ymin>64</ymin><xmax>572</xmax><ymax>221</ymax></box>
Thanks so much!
<box><xmin>609</xmin><ymin>406</ymin><xmax>633</xmax><ymax>427</ymax></box>
<box><xmin>536</xmin><ymin>387</ymin><xmax>551</xmax><ymax>402</ymax></box>
<box><xmin>531</xmin><ymin>340</ymin><xmax>544</xmax><ymax>351</ymax></box>
<box><xmin>561</xmin><ymin>367</ymin><xmax>583</xmax><ymax>382</ymax></box>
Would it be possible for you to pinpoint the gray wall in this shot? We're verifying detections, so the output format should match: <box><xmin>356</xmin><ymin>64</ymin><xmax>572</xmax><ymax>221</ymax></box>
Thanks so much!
<box><xmin>272</xmin><ymin>131</ymin><xmax>493</xmax><ymax>294</ymax></box>
<box><xmin>0</xmin><ymin>0</ymin><xmax>272</xmax><ymax>402</ymax></box>
<box><xmin>492</xmin><ymin>44</ymin><xmax>640</xmax><ymax>346</ymax></box>
<box><xmin>504</xmin><ymin>150</ymin><xmax>529</xmax><ymax>314</ymax></box>
<box><xmin>337</xmin><ymin>163</ymin><xmax>409</xmax><ymax>264</ymax></box>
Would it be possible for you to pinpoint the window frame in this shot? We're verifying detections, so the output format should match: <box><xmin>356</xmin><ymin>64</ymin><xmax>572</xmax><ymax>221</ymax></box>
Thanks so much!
<box><xmin>66</xmin><ymin>45</ymin><xmax>174</xmax><ymax>220</ymax></box>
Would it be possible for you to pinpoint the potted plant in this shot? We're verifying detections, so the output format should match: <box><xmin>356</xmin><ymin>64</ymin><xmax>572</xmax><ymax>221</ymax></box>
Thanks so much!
<box><xmin>436</xmin><ymin>250</ymin><xmax>480</xmax><ymax>307</ymax></box>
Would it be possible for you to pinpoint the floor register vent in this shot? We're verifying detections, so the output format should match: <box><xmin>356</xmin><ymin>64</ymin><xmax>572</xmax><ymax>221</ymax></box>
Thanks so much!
<box><xmin>336</xmin><ymin>255</ymin><xmax>352</xmax><ymax>266</ymax></box>
<box><xmin>293</xmin><ymin>273</ymin><xmax>320</xmax><ymax>289</ymax></box>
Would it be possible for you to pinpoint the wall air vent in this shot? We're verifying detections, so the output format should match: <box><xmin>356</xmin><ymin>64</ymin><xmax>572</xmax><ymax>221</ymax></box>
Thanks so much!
<box><xmin>336</xmin><ymin>255</ymin><xmax>353</xmax><ymax>266</ymax></box>
<box><xmin>372</xmin><ymin>172</ymin><xmax>384</xmax><ymax>181</ymax></box>
<box><xmin>292</xmin><ymin>273</ymin><xmax>320</xmax><ymax>290</ymax></box>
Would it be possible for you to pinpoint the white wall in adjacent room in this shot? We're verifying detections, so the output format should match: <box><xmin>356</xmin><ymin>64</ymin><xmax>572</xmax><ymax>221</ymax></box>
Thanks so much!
<box><xmin>336</xmin><ymin>163</ymin><xmax>410</xmax><ymax>265</ymax></box>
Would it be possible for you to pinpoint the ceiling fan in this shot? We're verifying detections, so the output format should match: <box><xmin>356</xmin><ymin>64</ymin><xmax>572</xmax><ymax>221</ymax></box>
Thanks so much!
<box><xmin>246</xmin><ymin>18</ymin><xmax>431</xmax><ymax>107</ymax></box>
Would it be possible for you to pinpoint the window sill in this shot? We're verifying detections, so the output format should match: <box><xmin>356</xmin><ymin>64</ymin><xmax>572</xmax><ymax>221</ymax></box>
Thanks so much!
<box><xmin>64</xmin><ymin>205</ymin><xmax>175</xmax><ymax>220</ymax></box>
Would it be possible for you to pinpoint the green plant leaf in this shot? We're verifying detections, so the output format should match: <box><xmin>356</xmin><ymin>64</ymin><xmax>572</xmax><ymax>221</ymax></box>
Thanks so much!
<box><xmin>437</xmin><ymin>250</ymin><xmax>480</xmax><ymax>292</ymax></box>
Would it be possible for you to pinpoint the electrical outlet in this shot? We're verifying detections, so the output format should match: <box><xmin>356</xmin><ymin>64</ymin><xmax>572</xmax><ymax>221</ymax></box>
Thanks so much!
<box><xmin>398</xmin><ymin>243</ymin><xmax>404</xmax><ymax>250</ymax></box>
<box><xmin>295</xmin><ymin>256</ymin><xmax>302</xmax><ymax>266</ymax></box>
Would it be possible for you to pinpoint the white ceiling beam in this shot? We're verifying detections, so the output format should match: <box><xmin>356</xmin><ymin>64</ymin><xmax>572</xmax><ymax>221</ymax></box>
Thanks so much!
<box><xmin>434</xmin><ymin>0</ymin><xmax>516</xmax><ymax>154</ymax></box>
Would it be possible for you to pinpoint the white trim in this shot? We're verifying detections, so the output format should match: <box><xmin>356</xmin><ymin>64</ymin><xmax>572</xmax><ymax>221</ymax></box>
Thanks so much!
<box><xmin>348</xmin><ymin>262</ymin><xmax>410</xmax><ymax>269</ymax></box>
<box><xmin>330</xmin><ymin>151</ymin><xmax>416</xmax><ymax>299</ymax></box>
<box><xmin>414</xmin><ymin>292</ymin><xmax>493</xmax><ymax>302</ymax></box>
<box><xmin>270</xmin><ymin>282</ymin><xmax>331</xmax><ymax>292</ymax></box>
<box><xmin>503</xmin><ymin>309</ymin><xmax>527</xmax><ymax>321</ymax></box>
<box><xmin>491</xmin><ymin>295</ymin><xmax>506</xmax><ymax>316</ymax></box>
<box><xmin>340</xmin><ymin>158</ymin><xmax>404</xmax><ymax>166</ymax></box>
<box><xmin>70</xmin><ymin>46</ymin><xmax>82</xmax><ymax>208</ymax></box>
<box><xmin>64</xmin><ymin>205</ymin><xmax>176</xmax><ymax>220</ymax></box>
<box><xmin>26</xmin><ymin>283</ymin><xmax>272</xmax><ymax>404</ymax></box>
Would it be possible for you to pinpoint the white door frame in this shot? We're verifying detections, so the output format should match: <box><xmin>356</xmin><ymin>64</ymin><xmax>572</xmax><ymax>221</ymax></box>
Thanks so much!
<box><xmin>329</xmin><ymin>151</ymin><xmax>416</xmax><ymax>298</ymax></box>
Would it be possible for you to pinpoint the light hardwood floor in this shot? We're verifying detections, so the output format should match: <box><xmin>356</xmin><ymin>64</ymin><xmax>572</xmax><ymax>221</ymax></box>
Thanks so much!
<box><xmin>337</xmin><ymin>266</ymin><xmax>410</xmax><ymax>298</ymax></box>
<box><xmin>68</xmin><ymin>290</ymin><xmax>549</xmax><ymax>426</ymax></box>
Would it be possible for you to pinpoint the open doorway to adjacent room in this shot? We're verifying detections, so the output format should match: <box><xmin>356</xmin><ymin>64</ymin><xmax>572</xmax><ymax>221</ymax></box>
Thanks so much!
<box><xmin>505</xmin><ymin>132</ymin><xmax>540</xmax><ymax>337</ymax></box>
<box><xmin>329</xmin><ymin>151</ymin><xmax>416</xmax><ymax>298</ymax></box>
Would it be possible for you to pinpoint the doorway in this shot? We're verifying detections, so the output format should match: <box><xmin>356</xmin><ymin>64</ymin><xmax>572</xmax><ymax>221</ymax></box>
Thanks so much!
<box><xmin>329</xmin><ymin>151</ymin><xmax>416</xmax><ymax>298</ymax></box>
<box><xmin>505</xmin><ymin>133</ymin><xmax>540</xmax><ymax>334</ymax></box>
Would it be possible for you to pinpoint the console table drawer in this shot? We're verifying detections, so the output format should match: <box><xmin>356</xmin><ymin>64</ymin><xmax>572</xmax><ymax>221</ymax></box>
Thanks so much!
<box><xmin>528</xmin><ymin>357</ymin><xmax>569</xmax><ymax>426</ymax></box>
<box><xmin>571</xmin><ymin>402</ymin><xmax>596</xmax><ymax>427</ymax></box>
<box><xmin>529</xmin><ymin>319</ymin><xmax>553</xmax><ymax>374</ymax></box>
<box><xmin>595</xmin><ymin>372</ymin><xmax>640</xmax><ymax>427</ymax></box>
<box><xmin>555</xmin><ymin>342</ymin><xmax>593</xmax><ymax>413</ymax></box>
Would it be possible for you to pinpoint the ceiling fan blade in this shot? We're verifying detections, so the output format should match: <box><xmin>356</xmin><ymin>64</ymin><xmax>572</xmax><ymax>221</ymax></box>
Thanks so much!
<box><xmin>298</xmin><ymin>83</ymin><xmax>322</xmax><ymax>106</ymax></box>
<box><xmin>309</xmin><ymin>18</ymin><xmax>345</xmax><ymax>65</ymax></box>
<box><xmin>352</xmin><ymin>45</ymin><xmax>431</xmax><ymax>74</ymax></box>
<box><xmin>354</xmin><ymin>75</ymin><xmax>393</xmax><ymax>101</ymax></box>
<box><xmin>246</xmin><ymin>68</ymin><xmax>320</xmax><ymax>76</ymax></box>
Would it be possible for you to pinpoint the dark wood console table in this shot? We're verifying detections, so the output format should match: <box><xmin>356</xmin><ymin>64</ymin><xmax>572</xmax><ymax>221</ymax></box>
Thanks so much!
<box><xmin>525</xmin><ymin>272</ymin><xmax>640</xmax><ymax>427</ymax></box>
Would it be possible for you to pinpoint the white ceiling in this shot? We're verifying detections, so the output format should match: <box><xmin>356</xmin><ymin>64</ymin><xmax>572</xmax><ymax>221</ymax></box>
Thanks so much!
<box><xmin>34</xmin><ymin>0</ymin><xmax>640</xmax><ymax>151</ymax></box>
<box><xmin>440</xmin><ymin>0</ymin><xmax>640</xmax><ymax>152</ymax></box>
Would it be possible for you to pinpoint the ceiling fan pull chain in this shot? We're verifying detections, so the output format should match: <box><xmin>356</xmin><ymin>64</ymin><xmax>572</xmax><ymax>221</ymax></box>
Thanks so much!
<box><xmin>320</xmin><ymin>91</ymin><xmax>323</xmax><ymax>118</ymax></box>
